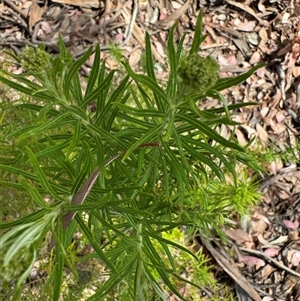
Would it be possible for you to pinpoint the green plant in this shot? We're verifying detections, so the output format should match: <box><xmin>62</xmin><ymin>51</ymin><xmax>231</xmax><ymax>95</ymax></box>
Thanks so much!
<box><xmin>0</xmin><ymin>12</ymin><xmax>262</xmax><ymax>301</ymax></box>
<box><xmin>250</xmin><ymin>140</ymin><xmax>300</xmax><ymax>167</ymax></box>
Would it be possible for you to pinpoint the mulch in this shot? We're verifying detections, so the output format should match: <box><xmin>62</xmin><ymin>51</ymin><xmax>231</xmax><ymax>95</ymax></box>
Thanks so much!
<box><xmin>1</xmin><ymin>0</ymin><xmax>300</xmax><ymax>300</ymax></box>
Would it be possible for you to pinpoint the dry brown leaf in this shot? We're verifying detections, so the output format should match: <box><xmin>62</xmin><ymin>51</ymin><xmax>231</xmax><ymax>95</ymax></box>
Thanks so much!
<box><xmin>28</xmin><ymin>0</ymin><xmax>47</xmax><ymax>32</ymax></box>
<box><xmin>269</xmin><ymin>159</ymin><xmax>284</xmax><ymax>175</ymax></box>
<box><xmin>256</xmin><ymin>123</ymin><xmax>269</xmax><ymax>146</ymax></box>
<box><xmin>291</xmin><ymin>251</ymin><xmax>300</xmax><ymax>266</ymax></box>
<box><xmin>128</xmin><ymin>48</ymin><xmax>142</xmax><ymax>68</ymax></box>
<box><xmin>263</xmin><ymin>248</ymin><xmax>280</xmax><ymax>257</ymax></box>
<box><xmin>153</xmin><ymin>41</ymin><xmax>165</xmax><ymax>57</ymax></box>
<box><xmin>275</xmin><ymin>110</ymin><xmax>286</xmax><ymax>123</ymax></box>
<box><xmin>251</xmin><ymin>219</ymin><xmax>268</xmax><ymax>234</ymax></box>
<box><xmin>50</xmin><ymin>0</ymin><xmax>100</xmax><ymax>8</ymax></box>
<box><xmin>106</xmin><ymin>58</ymin><xmax>118</xmax><ymax>69</ymax></box>
<box><xmin>235</xmin><ymin>128</ymin><xmax>248</xmax><ymax>146</ymax></box>
<box><xmin>257</xmin><ymin>67</ymin><xmax>265</xmax><ymax>78</ymax></box>
<box><xmin>260</xmin><ymin>106</ymin><xmax>269</xmax><ymax>118</ymax></box>
<box><xmin>292</xmin><ymin>66</ymin><xmax>300</xmax><ymax>78</ymax></box>
<box><xmin>260</xmin><ymin>264</ymin><xmax>276</xmax><ymax>279</ymax></box>
<box><xmin>263</xmin><ymin>194</ymin><xmax>272</xmax><ymax>204</ymax></box>
<box><xmin>239</xmin><ymin>125</ymin><xmax>257</xmax><ymax>140</ymax></box>
<box><xmin>282</xmin><ymin>220</ymin><xmax>299</xmax><ymax>230</ymax></box>
<box><xmin>171</xmin><ymin>1</ymin><xmax>182</xmax><ymax>9</ymax></box>
<box><xmin>235</xmin><ymin>20</ymin><xmax>257</xmax><ymax>32</ymax></box>
<box><xmin>257</xmin><ymin>234</ymin><xmax>289</xmax><ymax>247</ymax></box>
<box><xmin>218</xmin><ymin>54</ymin><xmax>237</xmax><ymax>66</ymax></box>
<box><xmin>250</xmin><ymin>51</ymin><xmax>262</xmax><ymax>64</ymax></box>
<box><xmin>243</xmin><ymin>255</ymin><xmax>265</xmax><ymax>268</ymax></box>
<box><xmin>287</xmin><ymin>249</ymin><xmax>298</xmax><ymax>262</ymax></box>
<box><xmin>274</xmin><ymin>122</ymin><xmax>287</xmax><ymax>135</ymax></box>
<box><xmin>224</xmin><ymin>228</ymin><xmax>251</xmax><ymax>243</ymax></box>
<box><xmin>269</xmin><ymin>235</ymin><xmax>289</xmax><ymax>245</ymax></box>
<box><xmin>259</xmin><ymin>27</ymin><xmax>269</xmax><ymax>42</ymax></box>
<box><xmin>271</xmin><ymin>158</ymin><xmax>284</xmax><ymax>174</ymax></box>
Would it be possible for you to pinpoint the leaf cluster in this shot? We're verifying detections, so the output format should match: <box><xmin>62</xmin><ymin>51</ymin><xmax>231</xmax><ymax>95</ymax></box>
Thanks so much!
<box><xmin>0</xmin><ymin>12</ymin><xmax>263</xmax><ymax>301</ymax></box>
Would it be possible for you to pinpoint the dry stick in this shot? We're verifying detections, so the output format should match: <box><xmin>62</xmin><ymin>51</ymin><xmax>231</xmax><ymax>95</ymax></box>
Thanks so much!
<box><xmin>119</xmin><ymin>0</ymin><xmax>139</xmax><ymax>48</ymax></box>
<box><xmin>225</xmin><ymin>0</ymin><xmax>266</xmax><ymax>26</ymax></box>
<box><xmin>200</xmin><ymin>237</ymin><xmax>262</xmax><ymax>301</ymax></box>
<box><xmin>2</xmin><ymin>0</ymin><xmax>28</xmax><ymax>20</ymax></box>
<box><xmin>240</xmin><ymin>247</ymin><xmax>300</xmax><ymax>279</ymax></box>
<box><xmin>102</xmin><ymin>0</ymin><xmax>112</xmax><ymax>18</ymax></box>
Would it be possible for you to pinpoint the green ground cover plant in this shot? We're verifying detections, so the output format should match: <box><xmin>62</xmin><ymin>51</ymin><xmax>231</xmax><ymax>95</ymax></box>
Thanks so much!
<box><xmin>0</xmin><ymin>12</ymin><xmax>263</xmax><ymax>301</ymax></box>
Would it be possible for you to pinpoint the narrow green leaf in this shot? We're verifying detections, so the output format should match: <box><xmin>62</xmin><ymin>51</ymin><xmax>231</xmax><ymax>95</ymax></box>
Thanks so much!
<box><xmin>3</xmin><ymin>50</ymin><xmax>21</xmax><ymax>62</ymax></box>
<box><xmin>0</xmin><ymin>75</ymin><xmax>34</xmax><ymax>96</ymax></box>
<box><xmin>166</xmin><ymin>22</ymin><xmax>177</xmax><ymax>98</ymax></box>
<box><xmin>17</xmin><ymin>103</ymin><xmax>60</xmax><ymax>116</ymax></box>
<box><xmin>0</xmin><ymin>208</ymin><xmax>49</xmax><ymax>229</ymax></box>
<box><xmin>85</xmin><ymin>123</ymin><xmax>127</xmax><ymax>149</ymax></box>
<box><xmin>17</xmin><ymin>112</ymin><xmax>72</xmax><ymax>141</ymax></box>
<box><xmin>147</xmin><ymin>232</ymin><xmax>198</xmax><ymax>262</ymax></box>
<box><xmin>76</xmin><ymin>214</ymin><xmax>118</xmax><ymax>274</ymax></box>
<box><xmin>180</xmin><ymin>139</ymin><xmax>226</xmax><ymax>180</ymax></box>
<box><xmin>82</xmin><ymin>70</ymin><xmax>115</xmax><ymax>108</ymax></box>
<box><xmin>85</xmin><ymin>44</ymin><xmax>101</xmax><ymax>97</ymax></box>
<box><xmin>87</xmin><ymin>275</ymin><xmax>123</xmax><ymax>301</ymax></box>
<box><xmin>189</xmin><ymin>10</ymin><xmax>206</xmax><ymax>55</ymax></box>
<box><xmin>63</xmin><ymin>46</ymin><xmax>93</xmax><ymax>100</ymax></box>
<box><xmin>35</xmin><ymin>140</ymin><xmax>70</xmax><ymax>157</ymax></box>
<box><xmin>177</xmin><ymin>113</ymin><xmax>244</xmax><ymax>152</ymax></box>
<box><xmin>172</xmin><ymin>129</ymin><xmax>192</xmax><ymax>173</ymax></box>
<box><xmin>212</xmin><ymin>63</ymin><xmax>264</xmax><ymax>91</ymax></box>
<box><xmin>71</xmin><ymin>152</ymin><xmax>90</xmax><ymax>195</ymax></box>
<box><xmin>21</xmin><ymin>179</ymin><xmax>50</xmax><ymax>208</ymax></box>
<box><xmin>94</xmin><ymin>60</ymin><xmax>108</xmax><ymax>115</ymax></box>
<box><xmin>26</xmin><ymin>147</ymin><xmax>62</xmax><ymax>200</ymax></box>
<box><xmin>87</xmin><ymin>256</ymin><xmax>137</xmax><ymax>301</ymax></box>
<box><xmin>2</xmin><ymin>72</ymin><xmax>44</xmax><ymax>91</ymax></box>
<box><xmin>145</xmin><ymin>32</ymin><xmax>156</xmax><ymax>80</ymax></box>
<box><xmin>142</xmin><ymin>236</ymin><xmax>169</xmax><ymax>270</ymax></box>
<box><xmin>183</xmin><ymin>136</ymin><xmax>235</xmax><ymax>175</ymax></box>
<box><xmin>71</xmin><ymin>71</ymin><xmax>84</xmax><ymax>105</ymax></box>
<box><xmin>175</xmin><ymin>34</ymin><xmax>186</xmax><ymax>66</ymax></box>
<box><xmin>65</xmin><ymin>119</ymin><xmax>81</xmax><ymax>159</ymax></box>
<box><xmin>68</xmin><ymin>104</ymin><xmax>88</xmax><ymax>120</ymax></box>
<box><xmin>122</xmin><ymin>61</ymin><xmax>168</xmax><ymax>105</ymax></box>
<box><xmin>116</xmin><ymin>112</ymin><xmax>155</xmax><ymax>128</ymax></box>
<box><xmin>0</xmin><ymin>164</ymin><xmax>37</xmax><ymax>181</ymax></box>
<box><xmin>58</xmin><ymin>35</ymin><xmax>72</xmax><ymax>59</ymax></box>
<box><xmin>156</xmin><ymin>268</ymin><xmax>188</xmax><ymax>301</ymax></box>
<box><xmin>122</xmin><ymin>125</ymin><xmax>163</xmax><ymax>161</ymax></box>
<box><xmin>12</xmin><ymin>249</ymin><xmax>36</xmax><ymax>301</ymax></box>
<box><xmin>104</xmin><ymin>75</ymin><xmax>130</xmax><ymax>129</ymax></box>
<box><xmin>162</xmin><ymin>142</ymin><xmax>189</xmax><ymax>188</ymax></box>
<box><xmin>112</xmin><ymin>103</ymin><xmax>165</xmax><ymax>118</ymax></box>
<box><xmin>5</xmin><ymin>225</ymin><xmax>43</xmax><ymax>264</ymax></box>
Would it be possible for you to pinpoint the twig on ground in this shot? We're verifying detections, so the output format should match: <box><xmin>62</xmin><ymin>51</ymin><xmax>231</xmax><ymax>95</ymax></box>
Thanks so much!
<box><xmin>2</xmin><ymin>0</ymin><xmax>28</xmax><ymax>20</ymax></box>
<box><xmin>240</xmin><ymin>247</ymin><xmax>300</xmax><ymax>279</ymax></box>
<box><xmin>120</xmin><ymin>0</ymin><xmax>139</xmax><ymax>48</ymax></box>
